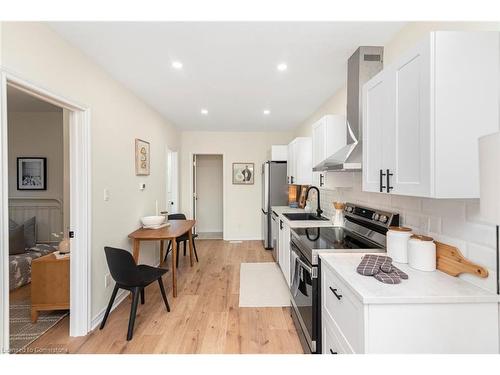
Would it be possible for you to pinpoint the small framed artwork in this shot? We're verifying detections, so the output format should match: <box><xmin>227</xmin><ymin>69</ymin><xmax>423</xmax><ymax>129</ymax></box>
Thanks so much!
<box><xmin>232</xmin><ymin>163</ymin><xmax>254</xmax><ymax>185</ymax></box>
<box><xmin>17</xmin><ymin>157</ymin><xmax>47</xmax><ymax>190</ymax></box>
<box><xmin>135</xmin><ymin>138</ymin><xmax>150</xmax><ymax>176</ymax></box>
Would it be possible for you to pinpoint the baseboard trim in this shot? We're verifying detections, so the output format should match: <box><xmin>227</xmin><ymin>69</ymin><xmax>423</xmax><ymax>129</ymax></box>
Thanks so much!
<box><xmin>224</xmin><ymin>237</ymin><xmax>263</xmax><ymax>241</ymax></box>
<box><xmin>90</xmin><ymin>289</ymin><xmax>129</xmax><ymax>331</ymax></box>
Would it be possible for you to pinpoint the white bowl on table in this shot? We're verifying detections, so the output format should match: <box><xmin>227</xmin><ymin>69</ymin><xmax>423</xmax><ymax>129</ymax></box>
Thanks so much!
<box><xmin>141</xmin><ymin>215</ymin><xmax>165</xmax><ymax>227</ymax></box>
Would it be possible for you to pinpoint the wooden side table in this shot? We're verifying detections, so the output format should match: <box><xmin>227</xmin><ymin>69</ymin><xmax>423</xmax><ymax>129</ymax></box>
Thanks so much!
<box><xmin>31</xmin><ymin>253</ymin><xmax>70</xmax><ymax>323</ymax></box>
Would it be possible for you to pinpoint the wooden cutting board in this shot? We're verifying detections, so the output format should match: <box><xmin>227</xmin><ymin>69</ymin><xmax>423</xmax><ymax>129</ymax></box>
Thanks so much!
<box><xmin>435</xmin><ymin>241</ymin><xmax>489</xmax><ymax>278</ymax></box>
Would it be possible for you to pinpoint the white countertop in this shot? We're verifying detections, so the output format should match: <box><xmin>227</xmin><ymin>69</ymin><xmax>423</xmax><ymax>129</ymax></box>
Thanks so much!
<box><xmin>271</xmin><ymin>206</ymin><xmax>334</xmax><ymax>228</ymax></box>
<box><xmin>319</xmin><ymin>253</ymin><xmax>499</xmax><ymax>304</ymax></box>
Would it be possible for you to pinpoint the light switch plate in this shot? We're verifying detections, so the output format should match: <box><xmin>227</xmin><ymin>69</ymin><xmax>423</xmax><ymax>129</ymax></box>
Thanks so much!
<box><xmin>103</xmin><ymin>189</ymin><xmax>110</xmax><ymax>201</ymax></box>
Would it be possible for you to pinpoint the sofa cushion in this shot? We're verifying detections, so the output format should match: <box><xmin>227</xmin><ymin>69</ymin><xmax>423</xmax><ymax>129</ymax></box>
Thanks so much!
<box><xmin>9</xmin><ymin>225</ymin><xmax>26</xmax><ymax>255</ymax></box>
<box><xmin>23</xmin><ymin>216</ymin><xmax>36</xmax><ymax>248</ymax></box>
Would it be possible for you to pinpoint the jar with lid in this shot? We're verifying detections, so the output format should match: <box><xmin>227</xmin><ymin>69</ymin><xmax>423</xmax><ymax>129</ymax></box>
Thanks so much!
<box><xmin>386</xmin><ymin>226</ymin><xmax>413</xmax><ymax>263</ymax></box>
<box><xmin>408</xmin><ymin>234</ymin><xmax>436</xmax><ymax>271</ymax></box>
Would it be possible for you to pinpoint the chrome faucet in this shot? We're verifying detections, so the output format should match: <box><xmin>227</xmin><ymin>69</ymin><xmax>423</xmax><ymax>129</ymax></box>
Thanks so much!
<box><xmin>305</xmin><ymin>186</ymin><xmax>323</xmax><ymax>217</ymax></box>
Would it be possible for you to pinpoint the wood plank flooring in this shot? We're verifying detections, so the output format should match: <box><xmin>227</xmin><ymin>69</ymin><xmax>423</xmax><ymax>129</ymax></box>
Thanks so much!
<box><xmin>24</xmin><ymin>240</ymin><xmax>304</xmax><ymax>354</ymax></box>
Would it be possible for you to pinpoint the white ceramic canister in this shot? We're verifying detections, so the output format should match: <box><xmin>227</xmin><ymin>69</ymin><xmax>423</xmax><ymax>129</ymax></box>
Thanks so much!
<box><xmin>408</xmin><ymin>234</ymin><xmax>436</xmax><ymax>271</ymax></box>
<box><xmin>386</xmin><ymin>226</ymin><xmax>412</xmax><ymax>263</ymax></box>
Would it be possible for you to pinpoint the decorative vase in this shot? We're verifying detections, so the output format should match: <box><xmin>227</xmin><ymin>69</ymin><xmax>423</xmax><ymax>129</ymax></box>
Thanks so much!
<box><xmin>59</xmin><ymin>237</ymin><xmax>71</xmax><ymax>254</ymax></box>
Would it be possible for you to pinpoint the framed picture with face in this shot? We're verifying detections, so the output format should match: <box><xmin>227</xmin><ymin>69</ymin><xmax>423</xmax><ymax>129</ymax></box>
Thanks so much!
<box><xmin>232</xmin><ymin>163</ymin><xmax>254</xmax><ymax>185</ymax></box>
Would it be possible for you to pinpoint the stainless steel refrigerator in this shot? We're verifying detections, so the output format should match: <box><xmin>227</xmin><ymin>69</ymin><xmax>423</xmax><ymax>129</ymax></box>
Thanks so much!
<box><xmin>261</xmin><ymin>161</ymin><xmax>288</xmax><ymax>250</ymax></box>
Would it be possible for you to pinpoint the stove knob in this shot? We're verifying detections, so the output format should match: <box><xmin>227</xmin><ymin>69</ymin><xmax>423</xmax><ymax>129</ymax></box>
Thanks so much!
<box><xmin>372</xmin><ymin>213</ymin><xmax>380</xmax><ymax>221</ymax></box>
<box><xmin>346</xmin><ymin>206</ymin><xmax>353</xmax><ymax>213</ymax></box>
<box><xmin>379</xmin><ymin>215</ymin><xmax>387</xmax><ymax>223</ymax></box>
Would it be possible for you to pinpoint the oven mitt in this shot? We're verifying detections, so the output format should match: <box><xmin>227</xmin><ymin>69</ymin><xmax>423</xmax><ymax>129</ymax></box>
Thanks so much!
<box><xmin>391</xmin><ymin>265</ymin><xmax>408</xmax><ymax>280</ymax></box>
<box><xmin>357</xmin><ymin>254</ymin><xmax>409</xmax><ymax>284</ymax></box>
<box><xmin>356</xmin><ymin>254</ymin><xmax>393</xmax><ymax>276</ymax></box>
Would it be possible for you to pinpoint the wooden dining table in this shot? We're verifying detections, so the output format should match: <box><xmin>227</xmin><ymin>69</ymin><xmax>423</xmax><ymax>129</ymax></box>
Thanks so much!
<box><xmin>128</xmin><ymin>219</ymin><xmax>196</xmax><ymax>297</ymax></box>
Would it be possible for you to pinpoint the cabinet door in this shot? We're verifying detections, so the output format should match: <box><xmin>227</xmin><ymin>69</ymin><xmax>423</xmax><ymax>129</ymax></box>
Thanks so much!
<box><xmin>312</xmin><ymin>119</ymin><xmax>326</xmax><ymax>168</ymax></box>
<box><xmin>295</xmin><ymin>137</ymin><xmax>313</xmax><ymax>185</ymax></box>
<box><xmin>287</xmin><ymin>141</ymin><xmax>295</xmax><ymax>184</ymax></box>
<box><xmin>362</xmin><ymin>70</ymin><xmax>389</xmax><ymax>193</ymax></box>
<box><xmin>390</xmin><ymin>39</ymin><xmax>431</xmax><ymax>196</ymax></box>
<box><xmin>282</xmin><ymin>223</ymin><xmax>291</xmax><ymax>286</ymax></box>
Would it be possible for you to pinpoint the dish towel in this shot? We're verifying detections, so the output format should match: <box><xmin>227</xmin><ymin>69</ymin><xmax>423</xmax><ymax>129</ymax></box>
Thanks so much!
<box><xmin>356</xmin><ymin>254</ymin><xmax>408</xmax><ymax>284</ymax></box>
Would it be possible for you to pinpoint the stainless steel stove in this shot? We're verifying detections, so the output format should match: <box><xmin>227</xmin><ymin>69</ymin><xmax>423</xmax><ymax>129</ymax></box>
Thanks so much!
<box><xmin>289</xmin><ymin>203</ymin><xmax>399</xmax><ymax>354</ymax></box>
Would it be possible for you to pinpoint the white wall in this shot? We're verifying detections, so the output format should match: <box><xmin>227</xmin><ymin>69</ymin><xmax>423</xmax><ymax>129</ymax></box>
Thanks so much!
<box><xmin>195</xmin><ymin>154</ymin><xmax>223</xmax><ymax>233</ymax></box>
<box><xmin>295</xmin><ymin>21</ymin><xmax>500</xmax><ymax>293</ymax></box>
<box><xmin>1</xmin><ymin>22</ymin><xmax>180</xmax><ymax>319</ymax></box>
<box><xmin>180</xmin><ymin>131</ymin><xmax>293</xmax><ymax>240</ymax></box>
<box><xmin>7</xmin><ymin>111</ymin><xmax>64</xmax><ymax>201</ymax></box>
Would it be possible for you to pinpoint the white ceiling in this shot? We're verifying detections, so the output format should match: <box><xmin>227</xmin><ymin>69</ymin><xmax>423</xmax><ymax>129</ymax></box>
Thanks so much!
<box><xmin>48</xmin><ymin>22</ymin><xmax>405</xmax><ymax>131</ymax></box>
<box><xmin>7</xmin><ymin>86</ymin><xmax>62</xmax><ymax>113</ymax></box>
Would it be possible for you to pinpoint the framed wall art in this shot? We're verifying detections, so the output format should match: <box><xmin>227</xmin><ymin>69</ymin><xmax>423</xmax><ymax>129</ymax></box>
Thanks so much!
<box><xmin>17</xmin><ymin>157</ymin><xmax>47</xmax><ymax>190</ymax></box>
<box><xmin>135</xmin><ymin>138</ymin><xmax>150</xmax><ymax>176</ymax></box>
<box><xmin>232</xmin><ymin>163</ymin><xmax>254</xmax><ymax>185</ymax></box>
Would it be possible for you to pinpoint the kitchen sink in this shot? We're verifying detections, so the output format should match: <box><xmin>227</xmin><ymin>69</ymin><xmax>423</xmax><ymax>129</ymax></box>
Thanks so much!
<box><xmin>283</xmin><ymin>213</ymin><xmax>329</xmax><ymax>221</ymax></box>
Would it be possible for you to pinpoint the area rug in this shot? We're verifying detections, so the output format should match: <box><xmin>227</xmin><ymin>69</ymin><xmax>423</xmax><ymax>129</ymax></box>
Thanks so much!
<box><xmin>9</xmin><ymin>297</ymin><xmax>68</xmax><ymax>353</ymax></box>
<box><xmin>239</xmin><ymin>262</ymin><xmax>291</xmax><ymax>307</ymax></box>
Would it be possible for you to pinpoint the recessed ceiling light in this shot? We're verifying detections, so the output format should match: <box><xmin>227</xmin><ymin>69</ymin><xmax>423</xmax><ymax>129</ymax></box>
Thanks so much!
<box><xmin>263</xmin><ymin>109</ymin><xmax>271</xmax><ymax>115</ymax></box>
<box><xmin>277</xmin><ymin>63</ymin><xmax>287</xmax><ymax>72</ymax></box>
<box><xmin>201</xmin><ymin>109</ymin><xmax>208</xmax><ymax>115</ymax></box>
<box><xmin>171</xmin><ymin>61</ymin><xmax>183</xmax><ymax>69</ymax></box>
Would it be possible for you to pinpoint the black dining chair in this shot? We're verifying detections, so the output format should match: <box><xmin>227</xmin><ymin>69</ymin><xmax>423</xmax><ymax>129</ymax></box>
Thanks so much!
<box><xmin>100</xmin><ymin>246</ymin><xmax>170</xmax><ymax>341</ymax></box>
<box><xmin>163</xmin><ymin>213</ymin><xmax>199</xmax><ymax>268</ymax></box>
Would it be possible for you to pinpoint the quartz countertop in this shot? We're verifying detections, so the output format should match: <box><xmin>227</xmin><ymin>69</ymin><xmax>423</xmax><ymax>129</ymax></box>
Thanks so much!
<box><xmin>271</xmin><ymin>206</ymin><xmax>334</xmax><ymax>228</ymax></box>
<box><xmin>319</xmin><ymin>253</ymin><xmax>499</xmax><ymax>304</ymax></box>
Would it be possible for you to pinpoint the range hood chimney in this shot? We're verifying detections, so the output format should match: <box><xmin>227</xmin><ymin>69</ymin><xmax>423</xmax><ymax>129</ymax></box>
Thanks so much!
<box><xmin>315</xmin><ymin>46</ymin><xmax>383</xmax><ymax>172</ymax></box>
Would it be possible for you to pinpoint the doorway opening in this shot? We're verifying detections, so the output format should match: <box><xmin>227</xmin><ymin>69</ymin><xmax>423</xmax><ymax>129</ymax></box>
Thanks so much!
<box><xmin>193</xmin><ymin>154</ymin><xmax>223</xmax><ymax>239</ymax></box>
<box><xmin>6</xmin><ymin>86</ymin><xmax>70</xmax><ymax>353</ymax></box>
<box><xmin>0</xmin><ymin>72</ymin><xmax>91</xmax><ymax>354</ymax></box>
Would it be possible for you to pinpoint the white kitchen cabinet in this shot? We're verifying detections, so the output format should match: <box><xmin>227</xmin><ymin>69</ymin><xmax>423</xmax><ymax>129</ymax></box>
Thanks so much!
<box><xmin>312</xmin><ymin>115</ymin><xmax>347</xmax><ymax>170</ymax></box>
<box><xmin>287</xmin><ymin>137</ymin><xmax>312</xmax><ymax>185</ymax></box>
<box><xmin>362</xmin><ymin>31</ymin><xmax>500</xmax><ymax>198</ymax></box>
<box><xmin>320</xmin><ymin>254</ymin><xmax>499</xmax><ymax>354</ymax></box>
<box><xmin>278</xmin><ymin>219</ymin><xmax>291</xmax><ymax>286</ymax></box>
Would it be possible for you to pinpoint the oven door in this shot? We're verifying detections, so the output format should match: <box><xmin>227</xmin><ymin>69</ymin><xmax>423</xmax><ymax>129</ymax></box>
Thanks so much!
<box><xmin>290</xmin><ymin>240</ymin><xmax>318</xmax><ymax>353</ymax></box>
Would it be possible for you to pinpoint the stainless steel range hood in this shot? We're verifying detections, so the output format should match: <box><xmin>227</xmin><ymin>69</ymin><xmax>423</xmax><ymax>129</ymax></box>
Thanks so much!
<box><xmin>314</xmin><ymin>46</ymin><xmax>384</xmax><ymax>172</ymax></box>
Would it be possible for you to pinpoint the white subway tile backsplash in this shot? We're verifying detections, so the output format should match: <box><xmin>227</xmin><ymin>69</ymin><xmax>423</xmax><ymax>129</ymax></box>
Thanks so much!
<box><xmin>313</xmin><ymin>177</ymin><xmax>498</xmax><ymax>293</ymax></box>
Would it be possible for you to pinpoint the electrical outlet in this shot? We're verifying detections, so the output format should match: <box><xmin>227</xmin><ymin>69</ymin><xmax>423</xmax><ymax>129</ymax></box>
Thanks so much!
<box><xmin>104</xmin><ymin>273</ymin><xmax>112</xmax><ymax>288</ymax></box>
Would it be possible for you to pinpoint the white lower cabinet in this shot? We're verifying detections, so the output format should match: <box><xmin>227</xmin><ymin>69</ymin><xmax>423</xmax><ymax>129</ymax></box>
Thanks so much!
<box><xmin>321</xmin><ymin>261</ymin><xmax>499</xmax><ymax>354</ymax></box>
<box><xmin>278</xmin><ymin>219</ymin><xmax>291</xmax><ymax>286</ymax></box>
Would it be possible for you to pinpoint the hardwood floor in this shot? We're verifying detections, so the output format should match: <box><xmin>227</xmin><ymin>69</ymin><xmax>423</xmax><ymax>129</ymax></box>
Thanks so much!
<box><xmin>25</xmin><ymin>240</ymin><xmax>304</xmax><ymax>354</ymax></box>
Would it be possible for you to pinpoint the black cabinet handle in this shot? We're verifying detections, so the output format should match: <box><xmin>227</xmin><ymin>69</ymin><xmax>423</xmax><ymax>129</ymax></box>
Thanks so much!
<box><xmin>319</xmin><ymin>174</ymin><xmax>324</xmax><ymax>187</ymax></box>
<box><xmin>386</xmin><ymin>169</ymin><xmax>393</xmax><ymax>193</ymax></box>
<box><xmin>329</xmin><ymin>286</ymin><xmax>342</xmax><ymax>300</ymax></box>
<box><xmin>379</xmin><ymin>169</ymin><xmax>386</xmax><ymax>192</ymax></box>
<box><xmin>280</xmin><ymin>220</ymin><xmax>283</xmax><ymax>230</ymax></box>
<box><xmin>329</xmin><ymin>349</ymin><xmax>338</xmax><ymax>354</ymax></box>
<box><xmin>291</xmin><ymin>176</ymin><xmax>295</xmax><ymax>184</ymax></box>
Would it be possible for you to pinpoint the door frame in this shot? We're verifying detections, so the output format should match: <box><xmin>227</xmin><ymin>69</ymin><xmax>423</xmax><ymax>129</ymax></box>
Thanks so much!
<box><xmin>190</xmin><ymin>152</ymin><xmax>225</xmax><ymax>239</ymax></box>
<box><xmin>0</xmin><ymin>70</ymin><xmax>92</xmax><ymax>352</ymax></box>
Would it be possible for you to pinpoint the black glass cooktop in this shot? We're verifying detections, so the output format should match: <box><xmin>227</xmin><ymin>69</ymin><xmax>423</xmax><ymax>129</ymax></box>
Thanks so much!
<box><xmin>291</xmin><ymin>227</ymin><xmax>382</xmax><ymax>251</ymax></box>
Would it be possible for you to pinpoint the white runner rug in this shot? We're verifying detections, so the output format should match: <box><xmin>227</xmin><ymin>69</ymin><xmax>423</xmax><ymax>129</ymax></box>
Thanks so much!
<box><xmin>239</xmin><ymin>262</ymin><xmax>291</xmax><ymax>307</ymax></box>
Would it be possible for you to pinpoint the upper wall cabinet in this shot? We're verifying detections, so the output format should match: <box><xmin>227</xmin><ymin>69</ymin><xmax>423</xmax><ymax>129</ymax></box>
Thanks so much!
<box><xmin>312</xmin><ymin>115</ymin><xmax>348</xmax><ymax>187</ymax></box>
<box><xmin>363</xmin><ymin>31</ymin><xmax>500</xmax><ymax>198</ymax></box>
<box><xmin>287</xmin><ymin>137</ymin><xmax>312</xmax><ymax>185</ymax></box>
